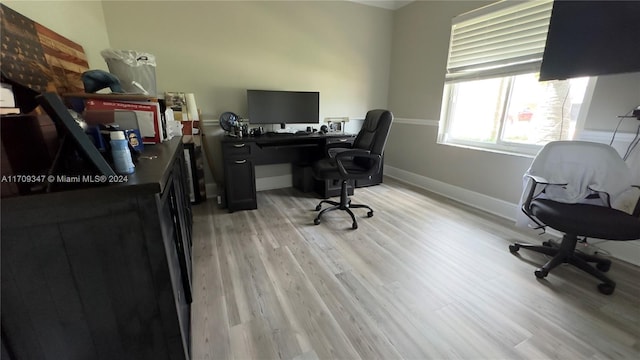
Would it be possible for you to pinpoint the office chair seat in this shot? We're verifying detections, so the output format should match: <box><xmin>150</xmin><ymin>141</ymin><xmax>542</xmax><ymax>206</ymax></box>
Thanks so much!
<box><xmin>530</xmin><ymin>199</ymin><xmax>640</xmax><ymax>240</ymax></box>
<box><xmin>511</xmin><ymin>200</ymin><xmax>640</xmax><ymax>295</ymax></box>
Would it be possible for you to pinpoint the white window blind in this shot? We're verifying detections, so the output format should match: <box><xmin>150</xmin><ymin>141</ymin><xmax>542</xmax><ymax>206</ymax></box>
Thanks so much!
<box><xmin>446</xmin><ymin>0</ymin><xmax>553</xmax><ymax>82</ymax></box>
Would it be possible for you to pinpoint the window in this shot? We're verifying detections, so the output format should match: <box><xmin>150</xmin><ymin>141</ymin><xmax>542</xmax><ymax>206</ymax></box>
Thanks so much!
<box><xmin>439</xmin><ymin>0</ymin><xmax>591</xmax><ymax>156</ymax></box>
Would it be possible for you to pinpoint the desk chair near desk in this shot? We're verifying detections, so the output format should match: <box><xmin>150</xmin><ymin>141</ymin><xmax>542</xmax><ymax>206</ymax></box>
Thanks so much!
<box><xmin>220</xmin><ymin>110</ymin><xmax>392</xmax><ymax>229</ymax></box>
<box><xmin>313</xmin><ymin>109</ymin><xmax>393</xmax><ymax>229</ymax></box>
<box><xmin>510</xmin><ymin>141</ymin><xmax>640</xmax><ymax>295</ymax></box>
<box><xmin>221</xmin><ymin>129</ymin><xmax>383</xmax><ymax>213</ymax></box>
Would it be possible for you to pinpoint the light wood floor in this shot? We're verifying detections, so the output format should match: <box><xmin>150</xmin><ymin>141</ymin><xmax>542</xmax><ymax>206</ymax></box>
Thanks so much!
<box><xmin>190</xmin><ymin>178</ymin><xmax>640</xmax><ymax>360</ymax></box>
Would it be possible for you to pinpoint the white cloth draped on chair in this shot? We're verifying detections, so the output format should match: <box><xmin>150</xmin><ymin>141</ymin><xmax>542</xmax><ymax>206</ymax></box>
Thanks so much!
<box><xmin>516</xmin><ymin>141</ymin><xmax>639</xmax><ymax>227</ymax></box>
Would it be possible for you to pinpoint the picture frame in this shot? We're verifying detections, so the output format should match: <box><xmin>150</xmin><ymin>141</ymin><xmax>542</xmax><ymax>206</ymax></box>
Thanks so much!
<box><xmin>328</xmin><ymin>121</ymin><xmax>343</xmax><ymax>133</ymax></box>
<box><xmin>325</xmin><ymin>116</ymin><xmax>349</xmax><ymax>133</ymax></box>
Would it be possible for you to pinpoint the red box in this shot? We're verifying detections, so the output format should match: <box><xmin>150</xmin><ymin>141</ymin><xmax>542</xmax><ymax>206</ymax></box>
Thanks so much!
<box><xmin>180</xmin><ymin>120</ymin><xmax>200</xmax><ymax>135</ymax></box>
<box><xmin>84</xmin><ymin>98</ymin><xmax>162</xmax><ymax>144</ymax></box>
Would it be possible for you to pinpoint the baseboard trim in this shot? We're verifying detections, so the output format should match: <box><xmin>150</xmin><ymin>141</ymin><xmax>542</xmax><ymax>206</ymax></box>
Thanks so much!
<box><xmin>205</xmin><ymin>183</ymin><xmax>217</xmax><ymax>199</ymax></box>
<box><xmin>384</xmin><ymin>165</ymin><xmax>640</xmax><ymax>266</ymax></box>
<box><xmin>385</xmin><ymin>165</ymin><xmax>518</xmax><ymax>221</ymax></box>
<box><xmin>593</xmin><ymin>241</ymin><xmax>640</xmax><ymax>267</ymax></box>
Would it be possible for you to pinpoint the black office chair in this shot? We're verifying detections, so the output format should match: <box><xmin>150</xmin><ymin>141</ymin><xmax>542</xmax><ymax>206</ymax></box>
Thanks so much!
<box><xmin>510</xmin><ymin>141</ymin><xmax>640</xmax><ymax>295</ymax></box>
<box><xmin>313</xmin><ymin>109</ymin><xmax>393</xmax><ymax>229</ymax></box>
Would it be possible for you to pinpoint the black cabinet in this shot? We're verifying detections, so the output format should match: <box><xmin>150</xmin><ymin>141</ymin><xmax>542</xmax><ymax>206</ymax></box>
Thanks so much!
<box><xmin>1</xmin><ymin>138</ymin><xmax>192</xmax><ymax>360</ymax></box>
<box><xmin>222</xmin><ymin>141</ymin><xmax>257</xmax><ymax>212</ymax></box>
<box><xmin>355</xmin><ymin>160</ymin><xmax>384</xmax><ymax>188</ymax></box>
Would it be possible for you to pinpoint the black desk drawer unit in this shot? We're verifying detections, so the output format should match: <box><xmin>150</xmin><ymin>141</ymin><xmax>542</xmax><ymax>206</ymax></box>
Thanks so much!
<box><xmin>224</xmin><ymin>141</ymin><xmax>252</xmax><ymax>156</ymax></box>
<box><xmin>222</xmin><ymin>141</ymin><xmax>257</xmax><ymax>212</ymax></box>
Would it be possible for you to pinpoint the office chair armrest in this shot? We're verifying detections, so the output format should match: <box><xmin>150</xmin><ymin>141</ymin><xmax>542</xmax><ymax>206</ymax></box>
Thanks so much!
<box><xmin>334</xmin><ymin>150</ymin><xmax>381</xmax><ymax>178</ymax></box>
<box><xmin>328</xmin><ymin>147</ymin><xmax>353</xmax><ymax>159</ymax></box>
<box><xmin>524</xmin><ymin>174</ymin><xmax>570</xmax><ymax>186</ymax></box>
<box><xmin>587</xmin><ymin>185</ymin><xmax>614</xmax><ymax>207</ymax></box>
<box><xmin>326</xmin><ymin>142</ymin><xmax>353</xmax><ymax>157</ymax></box>
<box><xmin>522</xmin><ymin>174</ymin><xmax>567</xmax><ymax>207</ymax></box>
<box><xmin>633</xmin><ymin>185</ymin><xmax>640</xmax><ymax>217</ymax></box>
<box><xmin>524</xmin><ymin>174</ymin><xmax>550</xmax><ymax>185</ymax></box>
<box><xmin>521</xmin><ymin>175</ymin><xmax>568</xmax><ymax>229</ymax></box>
<box><xmin>334</xmin><ymin>149</ymin><xmax>371</xmax><ymax>161</ymax></box>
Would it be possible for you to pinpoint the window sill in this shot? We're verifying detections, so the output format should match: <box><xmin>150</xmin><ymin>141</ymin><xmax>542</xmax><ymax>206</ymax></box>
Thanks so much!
<box><xmin>437</xmin><ymin>140</ymin><xmax>537</xmax><ymax>159</ymax></box>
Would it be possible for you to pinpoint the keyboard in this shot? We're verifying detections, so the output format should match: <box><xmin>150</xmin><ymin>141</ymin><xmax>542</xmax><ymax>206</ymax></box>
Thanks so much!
<box><xmin>295</xmin><ymin>131</ymin><xmax>312</xmax><ymax>135</ymax></box>
<box><xmin>265</xmin><ymin>132</ymin><xmax>294</xmax><ymax>136</ymax></box>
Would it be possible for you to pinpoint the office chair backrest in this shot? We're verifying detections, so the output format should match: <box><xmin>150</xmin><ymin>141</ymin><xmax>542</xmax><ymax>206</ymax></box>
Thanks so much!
<box><xmin>354</xmin><ymin>109</ymin><xmax>393</xmax><ymax>153</ymax></box>
<box><xmin>353</xmin><ymin>109</ymin><xmax>393</xmax><ymax>169</ymax></box>
<box><xmin>528</xmin><ymin>141</ymin><xmax>632</xmax><ymax>204</ymax></box>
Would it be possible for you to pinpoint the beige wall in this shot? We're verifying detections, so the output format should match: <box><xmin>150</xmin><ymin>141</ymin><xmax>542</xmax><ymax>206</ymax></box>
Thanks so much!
<box><xmin>101</xmin><ymin>0</ymin><xmax>393</xmax><ymax>121</ymax></box>
<box><xmin>388</xmin><ymin>0</ymin><xmax>492</xmax><ymax>120</ymax></box>
<box><xmin>2</xmin><ymin>0</ymin><xmax>111</xmax><ymax>71</ymax></box>
<box><xmin>100</xmin><ymin>0</ymin><xmax>393</xmax><ymax>188</ymax></box>
<box><xmin>582</xmin><ymin>72</ymin><xmax>640</xmax><ymax>133</ymax></box>
<box><xmin>386</xmin><ymin>0</ymin><xmax>530</xmax><ymax>204</ymax></box>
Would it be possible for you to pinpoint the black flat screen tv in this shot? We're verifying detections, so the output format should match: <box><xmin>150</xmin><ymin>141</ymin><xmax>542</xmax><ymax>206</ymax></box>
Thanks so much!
<box><xmin>247</xmin><ymin>90</ymin><xmax>319</xmax><ymax>125</ymax></box>
<box><xmin>539</xmin><ymin>1</ymin><xmax>640</xmax><ymax>81</ymax></box>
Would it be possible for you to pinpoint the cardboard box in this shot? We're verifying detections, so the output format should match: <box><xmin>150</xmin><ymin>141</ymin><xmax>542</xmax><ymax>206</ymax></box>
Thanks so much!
<box><xmin>84</xmin><ymin>98</ymin><xmax>162</xmax><ymax>144</ymax></box>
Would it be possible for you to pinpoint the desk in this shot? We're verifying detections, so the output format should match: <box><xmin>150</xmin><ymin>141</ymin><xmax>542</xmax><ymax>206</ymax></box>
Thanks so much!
<box><xmin>221</xmin><ymin>133</ymin><xmax>383</xmax><ymax>212</ymax></box>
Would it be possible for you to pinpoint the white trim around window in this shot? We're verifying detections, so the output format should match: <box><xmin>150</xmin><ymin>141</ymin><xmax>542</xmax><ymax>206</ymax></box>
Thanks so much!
<box><xmin>438</xmin><ymin>0</ymin><xmax>596</xmax><ymax>157</ymax></box>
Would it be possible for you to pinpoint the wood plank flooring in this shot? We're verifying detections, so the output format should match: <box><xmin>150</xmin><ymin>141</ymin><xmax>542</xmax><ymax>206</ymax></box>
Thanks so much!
<box><xmin>190</xmin><ymin>178</ymin><xmax>640</xmax><ymax>359</ymax></box>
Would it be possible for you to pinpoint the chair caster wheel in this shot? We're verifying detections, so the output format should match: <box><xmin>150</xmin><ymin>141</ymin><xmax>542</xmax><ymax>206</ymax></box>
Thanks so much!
<box><xmin>352</xmin><ymin>223</ymin><xmax>358</xmax><ymax>230</ymax></box>
<box><xmin>315</xmin><ymin>205</ymin><xmax>322</xmax><ymax>211</ymax></box>
<box><xmin>367</xmin><ymin>211</ymin><xmax>373</xmax><ymax>217</ymax></box>
<box><xmin>597</xmin><ymin>283</ymin><xmax>615</xmax><ymax>295</ymax></box>
<box><xmin>314</xmin><ymin>218</ymin><xmax>321</xmax><ymax>225</ymax></box>
<box><xmin>596</xmin><ymin>262</ymin><xmax>611</xmax><ymax>272</ymax></box>
<box><xmin>509</xmin><ymin>244</ymin><xmax>520</xmax><ymax>253</ymax></box>
<box><xmin>534</xmin><ymin>268</ymin><xmax>548</xmax><ymax>278</ymax></box>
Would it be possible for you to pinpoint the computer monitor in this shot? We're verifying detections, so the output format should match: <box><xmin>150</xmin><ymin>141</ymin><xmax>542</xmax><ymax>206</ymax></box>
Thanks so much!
<box><xmin>247</xmin><ymin>90</ymin><xmax>319</xmax><ymax>127</ymax></box>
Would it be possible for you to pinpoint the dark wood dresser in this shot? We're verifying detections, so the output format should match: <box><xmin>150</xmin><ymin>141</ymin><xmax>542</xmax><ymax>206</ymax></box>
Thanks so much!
<box><xmin>1</xmin><ymin>137</ymin><xmax>192</xmax><ymax>360</ymax></box>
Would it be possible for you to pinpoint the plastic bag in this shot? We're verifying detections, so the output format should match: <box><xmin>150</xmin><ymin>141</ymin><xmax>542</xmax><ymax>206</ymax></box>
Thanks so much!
<box><xmin>101</xmin><ymin>49</ymin><xmax>157</xmax><ymax>96</ymax></box>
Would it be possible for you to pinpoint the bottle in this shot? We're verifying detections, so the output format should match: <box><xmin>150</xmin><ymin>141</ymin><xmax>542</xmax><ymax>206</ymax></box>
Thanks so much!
<box><xmin>110</xmin><ymin>130</ymin><xmax>135</xmax><ymax>174</ymax></box>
